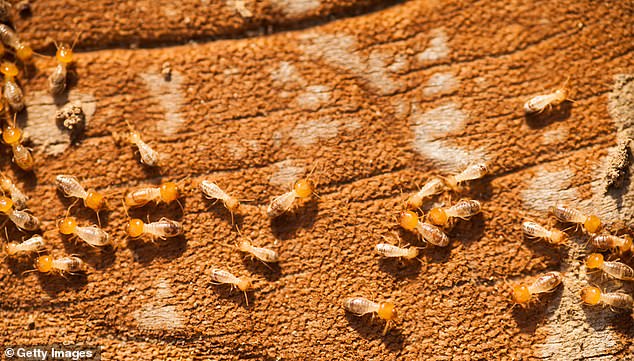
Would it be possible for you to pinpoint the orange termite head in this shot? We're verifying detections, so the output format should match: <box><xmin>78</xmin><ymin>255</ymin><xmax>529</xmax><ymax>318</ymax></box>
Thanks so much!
<box><xmin>398</xmin><ymin>210</ymin><xmax>418</xmax><ymax>231</ymax></box>
<box><xmin>293</xmin><ymin>178</ymin><xmax>314</xmax><ymax>199</ymax></box>
<box><xmin>128</xmin><ymin>131</ymin><xmax>141</xmax><ymax>144</ymax></box>
<box><xmin>2</xmin><ymin>124</ymin><xmax>21</xmax><ymax>145</ymax></box>
<box><xmin>512</xmin><ymin>285</ymin><xmax>531</xmax><ymax>305</ymax></box>
<box><xmin>377</xmin><ymin>301</ymin><xmax>397</xmax><ymax>322</ymax></box>
<box><xmin>0</xmin><ymin>176</ymin><xmax>11</xmax><ymax>190</ymax></box>
<box><xmin>58</xmin><ymin>217</ymin><xmax>77</xmax><ymax>235</ymax></box>
<box><xmin>16</xmin><ymin>43</ymin><xmax>33</xmax><ymax>62</ymax></box>
<box><xmin>622</xmin><ymin>235</ymin><xmax>633</xmax><ymax>253</ymax></box>
<box><xmin>127</xmin><ymin>218</ymin><xmax>145</xmax><ymax>238</ymax></box>
<box><xmin>585</xmin><ymin>253</ymin><xmax>604</xmax><ymax>269</ymax></box>
<box><xmin>550</xmin><ymin>229</ymin><xmax>567</xmax><ymax>245</ymax></box>
<box><xmin>56</xmin><ymin>43</ymin><xmax>74</xmax><ymax>64</ymax></box>
<box><xmin>237</xmin><ymin>239</ymin><xmax>251</xmax><ymax>253</ymax></box>
<box><xmin>580</xmin><ymin>286</ymin><xmax>602</xmax><ymax>305</ymax></box>
<box><xmin>428</xmin><ymin>207</ymin><xmax>448</xmax><ymax>226</ymax></box>
<box><xmin>0</xmin><ymin>196</ymin><xmax>13</xmax><ymax>213</ymax></box>
<box><xmin>84</xmin><ymin>191</ymin><xmax>105</xmax><ymax>211</ymax></box>
<box><xmin>405</xmin><ymin>247</ymin><xmax>419</xmax><ymax>260</ymax></box>
<box><xmin>0</xmin><ymin>61</ymin><xmax>18</xmax><ymax>78</ymax></box>
<box><xmin>5</xmin><ymin>242</ymin><xmax>19</xmax><ymax>256</ymax></box>
<box><xmin>159</xmin><ymin>182</ymin><xmax>179</xmax><ymax>203</ymax></box>
<box><xmin>584</xmin><ymin>215</ymin><xmax>601</xmax><ymax>233</ymax></box>
<box><xmin>224</xmin><ymin>197</ymin><xmax>240</xmax><ymax>214</ymax></box>
<box><xmin>36</xmin><ymin>255</ymin><xmax>53</xmax><ymax>273</ymax></box>
<box><xmin>237</xmin><ymin>278</ymin><xmax>253</xmax><ymax>292</ymax></box>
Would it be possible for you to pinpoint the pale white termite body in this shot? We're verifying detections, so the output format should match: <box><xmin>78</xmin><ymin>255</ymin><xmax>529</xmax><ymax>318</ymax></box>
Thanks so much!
<box><xmin>209</xmin><ymin>268</ymin><xmax>253</xmax><ymax>305</ymax></box>
<box><xmin>590</xmin><ymin>234</ymin><xmax>632</xmax><ymax>253</ymax></box>
<box><xmin>416</xmin><ymin>222</ymin><xmax>450</xmax><ymax>247</ymax></box>
<box><xmin>375</xmin><ymin>243</ymin><xmax>418</xmax><ymax>260</ymax></box>
<box><xmin>56</xmin><ymin>174</ymin><xmax>89</xmax><ymax>199</ymax></box>
<box><xmin>238</xmin><ymin>240</ymin><xmax>278</xmax><ymax>263</ymax></box>
<box><xmin>73</xmin><ymin>225</ymin><xmax>111</xmax><ymax>247</ymax></box>
<box><xmin>5</xmin><ymin>235</ymin><xmax>45</xmax><ymax>256</ymax></box>
<box><xmin>522</xmin><ymin>221</ymin><xmax>566</xmax><ymax>244</ymax></box>
<box><xmin>267</xmin><ymin>191</ymin><xmax>296</xmax><ymax>218</ymax></box>
<box><xmin>444</xmin><ymin>200</ymin><xmax>482</xmax><ymax>219</ymax></box>
<box><xmin>524</xmin><ymin>80</ymin><xmax>570</xmax><ymax>114</ymax></box>
<box><xmin>8</xmin><ymin>209</ymin><xmax>39</xmax><ymax>231</ymax></box>
<box><xmin>445</xmin><ymin>163</ymin><xmax>488</xmax><ymax>189</ymax></box>
<box><xmin>343</xmin><ymin>297</ymin><xmax>397</xmax><ymax>335</ymax></box>
<box><xmin>528</xmin><ymin>271</ymin><xmax>563</xmax><ymax>294</ymax></box>
<box><xmin>406</xmin><ymin>178</ymin><xmax>445</xmax><ymax>209</ymax></box>
<box><xmin>200</xmin><ymin>180</ymin><xmax>240</xmax><ymax>213</ymax></box>
<box><xmin>129</xmin><ymin>131</ymin><xmax>159</xmax><ymax>166</ymax></box>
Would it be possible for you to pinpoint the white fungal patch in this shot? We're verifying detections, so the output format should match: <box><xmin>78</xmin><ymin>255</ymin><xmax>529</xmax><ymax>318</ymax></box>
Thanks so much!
<box><xmin>541</xmin><ymin>125</ymin><xmax>569</xmax><ymax>145</ymax></box>
<box><xmin>520</xmin><ymin>168</ymin><xmax>577</xmax><ymax>213</ymax></box>
<box><xmin>423</xmin><ymin>72</ymin><xmax>458</xmax><ymax>96</ymax></box>
<box><xmin>226</xmin><ymin>0</ymin><xmax>253</xmax><ymax>17</ymax></box>
<box><xmin>271</xmin><ymin>0</ymin><xmax>321</xmax><ymax>17</ymax></box>
<box><xmin>295</xmin><ymin>85</ymin><xmax>331</xmax><ymax>111</ymax></box>
<box><xmin>140</xmin><ymin>71</ymin><xmax>185</xmax><ymax>136</ymax></box>
<box><xmin>417</xmin><ymin>28</ymin><xmax>450</xmax><ymax>62</ymax></box>
<box><xmin>291</xmin><ymin>118</ymin><xmax>339</xmax><ymax>146</ymax></box>
<box><xmin>300</xmin><ymin>33</ymin><xmax>400</xmax><ymax>95</ymax></box>
<box><xmin>269</xmin><ymin>160</ymin><xmax>304</xmax><ymax>187</ymax></box>
<box><xmin>271</xmin><ymin>61</ymin><xmax>305</xmax><ymax>86</ymax></box>
<box><xmin>133</xmin><ymin>279</ymin><xmax>184</xmax><ymax>331</ymax></box>
<box><xmin>23</xmin><ymin>92</ymin><xmax>96</xmax><ymax>156</ymax></box>
<box><xmin>410</xmin><ymin>102</ymin><xmax>487</xmax><ymax>170</ymax></box>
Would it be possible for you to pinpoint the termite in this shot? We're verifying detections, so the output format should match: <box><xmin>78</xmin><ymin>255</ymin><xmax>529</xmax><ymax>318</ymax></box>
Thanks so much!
<box><xmin>0</xmin><ymin>24</ymin><xmax>33</xmax><ymax>62</ymax></box>
<box><xmin>34</xmin><ymin>255</ymin><xmax>85</xmax><ymax>276</ymax></box>
<box><xmin>200</xmin><ymin>180</ymin><xmax>240</xmax><ymax>223</ymax></box>
<box><xmin>549</xmin><ymin>204</ymin><xmax>601</xmax><ymax>233</ymax></box>
<box><xmin>444</xmin><ymin>163</ymin><xmax>488</xmax><ymax>190</ymax></box>
<box><xmin>428</xmin><ymin>199</ymin><xmax>481</xmax><ymax>227</ymax></box>
<box><xmin>124</xmin><ymin>182</ymin><xmax>180</xmax><ymax>209</ymax></box>
<box><xmin>0</xmin><ymin>173</ymin><xmax>28</xmax><ymax>210</ymax></box>
<box><xmin>511</xmin><ymin>271</ymin><xmax>563</xmax><ymax>306</ymax></box>
<box><xmin>524</xmin><ymin>78</ymin><xmax>572</xmax><ymax>115</ymax></box>
<box><xmin>589</xmin><ymin>234</ymin><xmax>632</xmax><ymax>254</ymax></box>
<box><xmin>343</xmin><ymin>297</ymin><xmax>397</xmax><ymax>335</ymax></box>
<box><xmin>586</xmin><ymin>253</ymin><xmax>634</xmax><ymax>281</ymax></box>
<box><xmin>58</xmin><ymin>213</ymin><xmax>111</xmax><ymax>247</ymax></box>
<box><xmin>1</xmin><ymin>61</ymin><xmax>24</xmax><ymax>111</ymax></box>
<box><xmin>405</xmin><ymin>178</ymin><xmax>445</xmax><ymax>210</ymax></box>
<box><xmin>375</xmin><ymin>242</ymin><xmax>419</xmax><ymax>260</ymax></box>
<box><xmin>56</xmin><ymin>175</ymin><xmax>106</xmax><ymax>223</ymax></box>
<box><xmin>4</xmin><ymin>235</ymin><xmax>45</xmax><ymax>257</ymax></box>
<box><xmin>209</xmin><ymin>268</ymin><xmax>254</xmax><ymax>306</ymax></box>
<box><xmin>235</xmin><ymin>229</ymin><xmax>278</xmax><ymax>263</ymax></box>
<box><xmin>49</xmin><ymin>35</ymin><xmax>79</xmax><ymax>95</ymax></box>
<box><xmin>2</xmin><ymin>114</ymin><xmax>33</xmax><ymax>171</ymax></box>
<box><xmin>581</xmin><ymin>286</ymin><xmax>633</xmax><ymax>310</ymax></box>
<box><xmin>522</xmin><ymin>221</ymin><xmax>567</xmax><ymax>245</ymax></box>
<box><xmin>267</xmin><ymin>177</ymin><xmax>316</xmax><ymax>218</ymax></box>
<box><xmin>0</xmin><ymin>196</ymin><xmax>39</xmax><ymax>230</ymax></box>
<box><xmin>120</xmin><ymin>119</ymin><xmax>161</xmax><ymax>167</ymax></box>
<box><xmin>399</xmin><ymin>210</ymin><xmax>449</xmax><ymax>247</ymax></box>
<box><xmin>127</xmin><ymin>217</ymin><xmax>183</xmax><ymax>241</ymax></box>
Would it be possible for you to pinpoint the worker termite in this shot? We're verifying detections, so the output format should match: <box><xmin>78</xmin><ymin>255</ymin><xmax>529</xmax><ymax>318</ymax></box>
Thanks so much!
<box><xmin>235</xmin><ymin>229</ymin><xmax>278</xmax><ymax>263</ymax></box>
<box><xmin>589</xmin><ymin>234</ymin><xmax>632</xmax><ymax>254</ymax></box>
<box><xmin>586</xmin><ymin>253</ymin><xmax>634</xmax><ymax>281</ymax></box>
<box><xmin>4</xmin><ymin>235</ymin><xmax>45</xmax><ymax>258</ymax></box>
<box><xmin>343</xmin><ymin>297</ymin><xmax>397</xmax><ymax>335</ymax></box>
<box><xmin>56</xmin><ymin>174</ymin><xmax>106</xmax><ymax>223</ymax></box>
<box><xmin>58</xmin><ymin>210</ymin><xmax>111</xmax><ymax>247</ymax></box>
<box><xmin>511</xmin><ymin>271</ymin><xmax>563</xmax><ymax>306</ymax></box>
<box><xmin>0</xmin><ymin>196</ymin><xmax>39</xmax><ymax>230</ymax></box>
<box><xmin>124</xmin><ymin>182</ymin><xmax>181</xmax><ymax>209</ymax></box>
<box><xmin>117</xmin><ymin>119</ymin><xmax>161</xmax><ymax>167</ymax></box>
<box><xmin>209</xmin><ymin>268</ymin><xmax>254</xmax><ymax>306</ymax></box>
<box><xmin>34</xmin><ymin>255</ymin><xmax>85</xmax><ymax>276</ymax></box>
<box><xmin>0</xmin><ymin>24</ymin><xmax>33</xmax><ymax>62</ymax></box>
<box><xmin>127</xmin><ymin>217</ymin><xmax>183</xmax><ymax>241</ymax></box>
<box><xmin>200</xmin><ymin>180</ymin><xmax>241</xmax><ymax>224</ymax></box>
<box><xmin>399</xmin><ymin>210</ymin><xmax>449</xmax><ymax>247</ymax></box>
<box><xmin>522</xmin><ymin>221</ymin><xmax>567</xmax><ymax>245</ymax></box>
<box><xmin>405</xmin><ymin>178</ymin><xmax>445</xmax><ymax>210</ymax></box>
<box><xmin>581</xmin><ymin>286</ymin><xmax>633</xmax><ymax>310</ymax></box>
<box><xmin>524</xmin><ymin>78</ymin><xmax>572</xmax><ymax>115</ymax></box>
<box><xmin>375</xmin><ymin>242</ymin><xmax>419</xmax><ymax>260</ymax></box>
<box><xmin>3</xmin><ymin>114</ymin><xmax>33</xmax><ymax>171</ymax></box>
<box><xmin>0</xmin><ymin>173</ymin><xmax>28</xmax><ymax>210</ymax></box>
<box><xmin>444</xmin><ymin>163</ymin><xmax>488</xmax><ymax>190</ymax></box>
<box><xmin>267</xmin><ymin>177</ymin><xmax>316</xmax><ymax>218</ymax></box>
<box><xmin>49</xmin><ymin>35</ymin><xmax>79</xmax><ymax>95</ymax></box>
<box><xmin>549</xmin><ymin>204</ymin><xmax>601</xmax><ymax>233</ymax></box>
<box><xmin>1</xmin><ymin>61</ymin><xmax>24</xmax><ymax>111</ymax></box>
<box><xmin>428</xmin><ymin>199</ymin><xmax>482</xmax><ymax>227</ymax></box>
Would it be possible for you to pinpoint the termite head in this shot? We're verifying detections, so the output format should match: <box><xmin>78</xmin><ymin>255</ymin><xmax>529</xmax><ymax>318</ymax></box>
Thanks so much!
<box><xmin>511</xmin><ymin>284</ymin><xmax>531</xmax><ymax>305</ymax></box>
<box><xmin>84</xmin><ymin>191</ymin><xmax>105</xmax><ymax>211</ymax></box>
<box><xmin>622</xmin><ymin>235</ymin><xmax>633</xmax><ymax>253</ymax></box>
<box><xmin>584</xmin><ymin>215</ymin><xmax>601</xmax><ymax>233</ymax></box>
<box><xmin>293</xmin><ymin>178</ymin><xmax>314</xmax><ymax>199</ymax></box>
<box><xmin>0</xmin><ymin>61</ymin><xmax>18</xmax><ymax>78</ymax></box>
<box><xmin>2</xmin><ymin>124</ymin><xmax>22</xmax><ymax>145</ymax></box>
<box><xmin>16</xmin><ymin>43</ymin><xmax>33</xmax><ymax>62</ymax></box>
<box><xmin>428</xmin><ymin>208</ymin><xmax>448</xmax><ymax>226</ymax></box>
<box><xmin>550</xmin><ymin>229</ymin><xmax>567</xmax><ymax>244</ymax></box>
<box><xmin>377</xmin><ymin>302</ymin><xmax>397</xmax><ymax>322</ymax></box>
<box><xmin>225</xmin><ymin>197</ymin><xmax>240</xmax><ymax>214</ymax></box>
<box><xmin>35</xmin><ymin>255</ymin><xmax>53</xmax><ymax>273</ymax></box>
<box><xmin>58</xmin><ymin>217</ymin><xmax>77</xmax><ymax>235</ymax></box>
<box><xmin>127</xmin><ymin>218</ymin><xmax>145</xmax><ymax>238</ymax></box>
<box><xmin>5</xmin><ymin>242</ymin><xmax>19</xmax><ymax>256</ymax></box>
<box><xmin>405</xmin><ymin>247</ymin><xmax>419</xmax><ymax>260</ymax></box>
<box><xmin>160</xmin><ymin>182</ymin><xmax>180</xmax><ymax>203</ymax></box>
<box><xmin>237</xmin><ymin>239</ymin><xmax>251</xmax><ymax>253</ymax></box>
<box><xmin>585</xmin><ymin>253</ymin><xmax>604</xmax><ymax>270</ymax></box>
<box><xmin>580</xmin><ymin>286</ymin><xmax>601</xmax><ymax>305</ymax></box>
<box><xmin>237</xmin><ymin>278</ymin><xmax>253</xmax><ymax>292</ymax></box>
<box><xmin>0</xmin><ymin>196</ymin><xmax>13</xmax><ymax>213</ymax></box>
<box><xmin>56</xmin><ymin>43</ymin><xmax>74</xmax><ymax>64</ymax></box>
<box><xmin>128</xmin><ymin>131</ymin><xmax>141</xmax><ymax>144</ymax></box>
<box><xmin>0</xmin><ymin>176</ymin><xmax>11</xmax><ymax>190</ymax></box>
<box><xmin>405</xmin><ymin>195</ymin><xmax>422</xmax><ymax>210</ymax></box>
<box><xmin>398</xmin><ymin>210</ymin><xmax>419</xmax><ymax>231</ymax></box>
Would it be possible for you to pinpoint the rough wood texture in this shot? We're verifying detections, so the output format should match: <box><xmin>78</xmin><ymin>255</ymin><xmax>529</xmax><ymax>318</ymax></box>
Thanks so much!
<box><xmin>1</xmin><ymin>0</ymin><xmax>633</xmax><ymax>360</ymax></box>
